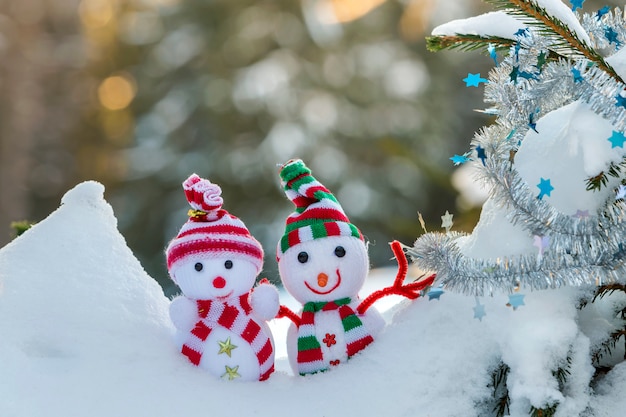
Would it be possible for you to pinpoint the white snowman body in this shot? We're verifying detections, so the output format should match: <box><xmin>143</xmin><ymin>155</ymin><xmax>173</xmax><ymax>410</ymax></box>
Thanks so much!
<box><xmin>278</xmin><ymin>236</ymin><xmax>384</xmax><ymax>374</ymax></box>
<box><xmin>170</xmin><ymin>255</ymin><xmax>276</xmax><ymax>381</ymax></box>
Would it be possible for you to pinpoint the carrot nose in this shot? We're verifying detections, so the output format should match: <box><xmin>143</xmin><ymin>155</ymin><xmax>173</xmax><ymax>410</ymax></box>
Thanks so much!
<box><xmin>317</xmin><ymin>273</ymin><xmax>328</xmax><ymax>287</ymax></box>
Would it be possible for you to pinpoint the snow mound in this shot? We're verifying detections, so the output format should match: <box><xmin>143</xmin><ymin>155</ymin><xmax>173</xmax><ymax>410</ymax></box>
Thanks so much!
<box><xmin>515</xmin><ymin>101</ymin><xmax>620</xmax><ymax>214</ymax></box>
<box><xmin>0</xmin><ymin>181</ymin><xmax>174</xmax><ymax>416</ymax></box>
<box><xmin>0</xmin><ymin>181</ymin><xmax>624</xmax><ymax>417</ymax></box>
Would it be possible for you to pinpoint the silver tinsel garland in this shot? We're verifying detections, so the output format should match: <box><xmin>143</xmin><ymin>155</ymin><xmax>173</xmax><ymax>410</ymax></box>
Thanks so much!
<box><xmin>408</xmin><ymin>8</ymin><xmax>626</xmax><ymax>295</ymax></box>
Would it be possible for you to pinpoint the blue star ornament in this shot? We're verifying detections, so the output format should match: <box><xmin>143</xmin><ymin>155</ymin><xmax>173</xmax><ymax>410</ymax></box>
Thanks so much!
<box><xmin>475</xmin><ymin>145</ymin><xmax>487</xmax><ymax>166</ymax></box>
<box><xmin>537</xmin><ymin>178</ymin><xmax>554</xmax><ymax>200</ymax></box>
<box><xmin>570</xmin><ymin>0</ymin><xmax>585</xmax><ymax>11</ymax></box>
<box><xmin>574</xmin><ymin>210</ymin><xmax>589</xmax><ymax>219</ymax></box>
<box><xmin>450</xmin><ymin>154</ymin><xmax>470</xmax><ymax>166</ymax></box>
<box><xmin>463</xmin><ymin>73</ymin><xmax>488</xmax><ymax>87</ymax></box>
<box><xmin>508</xmin><ymin>293</ymin><xmax>525</xmax><ymax>310</ymax></box>
<box><xmin>605</xmin><ymin>27</ymin><xmax>620</xmax><ymax>46</ymax></box>
<box><xmin>488</xmin><ymin>44</ymin><xmax>498</xmax><ymax>66</ymax></box>
<box><xmin>473</xmin><ymin>298</ymin><xmax>486</xmax><ymax>321</ymax></box>
<box><xmin>596</xmin><ymin>6</ymin><xmax>610</xmax><ymax>19</ymax></box>
<box><xmin>615</xmin><ymin>94</ymin><xmax>626</xmax><ymax>108</ymax></box>
<box><xmin>608</xmin><ymin>130</ymin><xmax>626</xmax><ymax>148</ymax></box>
<box><xmin>571</xmin><ymin>68</ymin><xmax>584</xmax><ymax>83</ymax></box>
<box><xmin>509</xmin><ymin>66</ymin><xmax>520</xmax><ymax>83</ymax></box>
<box><xmin>514</xmin><ymin>28</ymin><xmax>529</xmax><ymax>37</ymax></box>
<box><xmin>528</xmin><ymin>112</ymin><xmax>538</xmax><ymax>133</ymax></box>
<box><xmin>427</xmin><ymin>286</ymin><xmax>445</xmax><ymax>301</ymax></box>
<box><xmin>518</xmin><ymin>70</ymin><xmax>537</xmax><ymax>80</ymax></box>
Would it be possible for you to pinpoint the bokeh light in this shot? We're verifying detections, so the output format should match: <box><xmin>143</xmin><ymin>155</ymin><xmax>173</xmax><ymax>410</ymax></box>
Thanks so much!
<box><xmin>97</xmin><ymin>74</ymin><xmax>137</xmax><ymax>111</ymax></box>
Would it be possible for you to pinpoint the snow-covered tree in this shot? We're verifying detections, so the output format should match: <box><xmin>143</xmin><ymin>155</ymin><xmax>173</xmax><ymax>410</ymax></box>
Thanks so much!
<box><xmin>409</xmin><ymin>1</ymin><xmax>626</xmax><ymax>415</ymax></box>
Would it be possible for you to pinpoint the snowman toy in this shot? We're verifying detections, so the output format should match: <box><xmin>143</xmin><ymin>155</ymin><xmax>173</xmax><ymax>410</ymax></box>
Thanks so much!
<box><xmin>276</xmin><ymin>159</ymin><xmax>435</xmax><ymax>375</ymax></box>
<box><xmin>166</xmin><ymin>174</ymin><xmax>279</xmax><ymax>381</ymax></box>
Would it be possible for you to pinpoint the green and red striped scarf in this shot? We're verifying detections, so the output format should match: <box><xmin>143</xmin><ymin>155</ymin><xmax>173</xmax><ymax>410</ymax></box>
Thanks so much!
<box><xmin>297</xmin><ymin>297</ymin><xmax>374</xmax><ymax>375</ymax></box>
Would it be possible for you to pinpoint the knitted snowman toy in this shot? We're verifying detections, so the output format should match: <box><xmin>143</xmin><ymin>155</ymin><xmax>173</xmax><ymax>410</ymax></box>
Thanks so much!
<box><xmin>276</xmin><ymin>159</ymin><xmax>435</xmax><ymax>375</ymax></box>
<box><xmin>166</xmin><ymin>174</ymin><xmax>279</xmax><ymax>381</ymax></box>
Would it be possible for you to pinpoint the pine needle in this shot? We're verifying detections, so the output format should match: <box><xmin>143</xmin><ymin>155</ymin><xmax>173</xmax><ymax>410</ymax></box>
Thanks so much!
<box><xmin>426</xmin><ymin>34</ymin><xmax>514</xmax><ymax>53</ymax></box>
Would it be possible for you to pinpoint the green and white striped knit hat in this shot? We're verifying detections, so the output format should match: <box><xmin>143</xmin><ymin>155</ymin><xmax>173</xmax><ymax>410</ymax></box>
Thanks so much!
<box><xmin>276</xmin><ymin>159</ymin><xmax>362</xmax><ymax>260</ymax></box>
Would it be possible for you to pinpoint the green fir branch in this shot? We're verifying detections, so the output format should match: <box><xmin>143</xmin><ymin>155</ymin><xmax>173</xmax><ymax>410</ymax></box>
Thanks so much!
<box><xmin>552</xmin><ymin>355</ymin><xmax>572</xmax><ymax>391</ymax></box>
<box><xmin>527</xmin><ymin>355</ymin><xmax>571</xmax><ymax>416</ymax></box>
<box><xmin>590</xmin><ymin>283</ymin><xmax>626</xmax><ymax>364</ymax></box>
<box><xmin>592</xmin><ymin>283</ymin><xmax>626</xmax><ymax>302</ymax></box>
<box><xmin>585</xmin><ymin>158</ymin><xmax>626</xmax><ymax>191</ymax></box>
<box><xmin>529</xmin><ymin>402</ymin><xmax>559</xmax><ymax>417</ymax></box>
<box><xmin>426</xmin><ymin>34</ymin><xmax>514</xmax><ymax>53</ymax></box>
<box><xmin>592</xmin><ymin>329</ymin><xmax>626</xmax><ymax>364</ymax></box>
<box><xmin>484</xmin><ymin>0</ymin><xmax>624</xmax><ymax>83</ymax></box>
<box><xmin>489</xmin><ymin>362</ymin><xmax>511</xmax><ymax>417</ymax></box>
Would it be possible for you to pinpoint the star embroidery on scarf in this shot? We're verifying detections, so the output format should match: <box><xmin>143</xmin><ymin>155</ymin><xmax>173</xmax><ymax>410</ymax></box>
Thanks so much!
<box><xmin>218</xmin><ymin>337</ymin><xmax>238</xmax><ymax>357</ymax></box>
<box><xmin>323</xmin><ymin>333</ymin><xmax>337</xmax><ymax>347</ymax></box>
<box><xmin>222</xmin><ymin>365</ymin><xmax>241</xmax><ymax>381</ymax></box>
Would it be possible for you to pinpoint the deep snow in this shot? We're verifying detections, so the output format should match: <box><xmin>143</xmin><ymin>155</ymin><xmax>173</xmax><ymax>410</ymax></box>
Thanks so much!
<box><xmin>0</xmin><ymin>181</ymin><xmax>624</xmax><ymax>417</ymax></box>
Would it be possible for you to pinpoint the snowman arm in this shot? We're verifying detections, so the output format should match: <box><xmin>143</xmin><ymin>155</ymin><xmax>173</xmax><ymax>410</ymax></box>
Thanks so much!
<box><xmin>250</xmin><ymin>279</ymin><xmax>280</xmax><ymax>321</ymax></box>
<box><xmin>357</xmin><ymin>240</ymin><xmax>436</xmax><ymax>314</ymax></box>
<box><xmin>277</xmin><ymin>305</ymin><xmax>301</xmax><ymax>327</ymax></box>
<box><xmin>169</xmin><ymin>296</ymin><xmax>199</xmax><ymax>331</ymax></box>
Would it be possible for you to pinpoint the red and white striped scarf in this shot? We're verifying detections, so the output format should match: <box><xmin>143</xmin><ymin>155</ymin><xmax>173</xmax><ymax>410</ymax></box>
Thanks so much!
<box><xmin>181</xmin><ymin>294</ymin><xmax>274</xmax><ymax>381</ymax></box>
<box><xmin>297</xmin><ymin>297</ymin><xmax>374</xmax><ymax>375</ymax></box>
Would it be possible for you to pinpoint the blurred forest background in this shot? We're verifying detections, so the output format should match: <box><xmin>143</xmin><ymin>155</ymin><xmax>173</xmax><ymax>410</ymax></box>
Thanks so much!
<box><xmin>0</xmin><ymin>0</ymin><xmax>616</xmax><ymax>296</ymax></box>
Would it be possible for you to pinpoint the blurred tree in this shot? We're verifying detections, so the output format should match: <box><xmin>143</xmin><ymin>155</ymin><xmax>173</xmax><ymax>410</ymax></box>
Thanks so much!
<box><xmin>12</xmin><ymin>0</ymin><xmax>618</xmax><ymax>296</ymax></box>
<box><xmin>0</xmin><ymin>0</ymin><xmax>88</xmax><ymax>244</ymax></box>
<box><xmin>82</xmin><ymin>0</ymin><xmax>495</xmax><ymax>295</ymax></box>
<box><xmin>0</xmin><ymin>0</ymin><xmax>491</xmax><ymax>295</ymax></box>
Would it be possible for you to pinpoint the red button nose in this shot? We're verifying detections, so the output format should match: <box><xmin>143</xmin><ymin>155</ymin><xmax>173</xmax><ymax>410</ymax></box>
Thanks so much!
<box><xmin>213</xmin><ymin>277</ymin><xmax>226</xmax><ymax>289</ymax></box>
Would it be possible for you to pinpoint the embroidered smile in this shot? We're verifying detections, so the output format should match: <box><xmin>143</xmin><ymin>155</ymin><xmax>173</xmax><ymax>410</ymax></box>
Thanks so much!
<box><xmin>305</xmin><ymin>270</ymin><xmax>342</xmax><ymax>295</ymax></box>
<box><xmin>216</xmin><ymin>290</ymin><xmax>234</xmax><ymax>301</ymax></box>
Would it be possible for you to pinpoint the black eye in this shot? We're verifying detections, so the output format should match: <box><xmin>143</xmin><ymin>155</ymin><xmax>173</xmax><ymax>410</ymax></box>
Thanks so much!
<box><xmin>334</xmin><ymin>246</ymin><xmax>346</xmax><ymax>258</ymax></box>
<box><xmin>298</xmin><ymin>251</ymin><xmax>309</xmax><ymax>263</ymax></box>
<box><xmin>194</xmin><ymin>262</ymin><xmax>203</xmax><ymax>272</ymax></box>
<box><xmin>225</xmin><ymin>260</ymin><xmax>233</xmax><ymax>269</ymax></box>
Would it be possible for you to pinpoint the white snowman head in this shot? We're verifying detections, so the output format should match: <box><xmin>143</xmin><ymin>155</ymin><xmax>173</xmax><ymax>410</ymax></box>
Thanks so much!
<box><xmin>276</xmin><ymin>160</ymin><xmax>369</xmax><ymax>304</ymax></box>
<box><xmin>166</xmin><ymin>174</ymin><xmax>264</xmax><ymax>300</ymax></box>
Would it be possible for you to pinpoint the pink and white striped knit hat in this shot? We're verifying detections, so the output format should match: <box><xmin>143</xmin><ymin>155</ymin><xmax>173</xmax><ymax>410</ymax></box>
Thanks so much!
<box><xmin>277</xmin><ymin>159</ymin><xmax>363</xmax><ymax>260</ymax></box>
<box><xmin>166</xmin><ymin>174</ymin><xmax>264</xmax><ymax>274</ymax></box>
